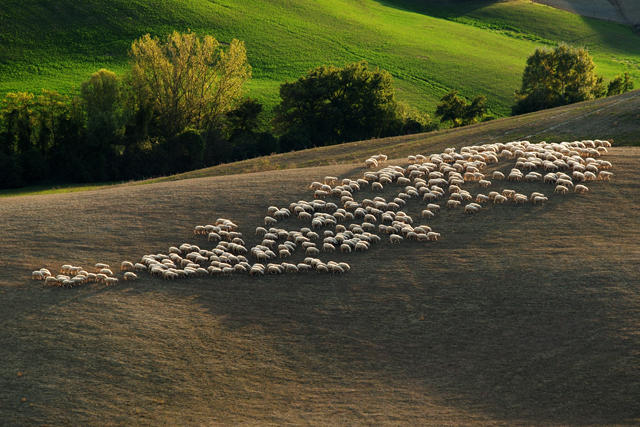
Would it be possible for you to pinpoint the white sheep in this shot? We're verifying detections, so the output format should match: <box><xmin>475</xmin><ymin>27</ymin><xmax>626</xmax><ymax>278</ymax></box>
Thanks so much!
<box><xmin>389</xmin><ymin>234</ymin><xmax>403</xmax><ymax>243</ymax></box>
<box><xmin>533</xmin><ymin>196</ymin><xmax>548</xmax><ymax>204</ymax></box>
<box><xmin>123</xmin><ymin>272</ymin><xmax>138</xmax><ymax>281</ymax></box>
<box><xmin>105</xmin><ymin>277</ymin><xmax>118</xmax><ymax>286</ymax></box>
<box><xmin>493</xmin><ymin>195</ymin><xmax>508</xmax><ymax>204</ymax></box>
<box><xmin>575</xmin><ymin>184</ymin><xmax>588</xmax><ymax>194</ymax></box>
<box><xmin>121</xmin><ymin>261</ymin><xmax>134</xmax><ymax>271</ymax></box>
<box><xmin>422</xmin><ymin>209</ymin><xmax>435</xmax><ymax>218</ymax></box>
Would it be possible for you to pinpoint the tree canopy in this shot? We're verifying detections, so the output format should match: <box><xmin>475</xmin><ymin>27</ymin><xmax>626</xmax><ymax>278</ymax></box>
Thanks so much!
<box><xmin>272</xmin><ymin>61</ymin><xmax>401</xmax><ymax>148</ymax></box>
<box><xmin>512</xmin><ymin>44</ymin><xmax>604</xmax><ymax>115</ymax></box>
<box><xmin>606</xmin><ymin>71</ymin><xmax>634</xmax><ymax>97</ymax></box>
<box><xmin>129</xmin><ymin>31</ymin><xmax>251</xmax><ymax>138</ymax></box>
<box><xmin>435</xmin><ymin>90</ymin><xmax>488</xmax><ymax>127</ymax></box>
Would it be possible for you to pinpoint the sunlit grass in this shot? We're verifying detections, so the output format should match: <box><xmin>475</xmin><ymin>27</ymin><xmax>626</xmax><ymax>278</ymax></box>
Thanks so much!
<box><xmin>0</xmin><ymin>0</ymin><xmax>638</xmax><ymax>118</ymax></box>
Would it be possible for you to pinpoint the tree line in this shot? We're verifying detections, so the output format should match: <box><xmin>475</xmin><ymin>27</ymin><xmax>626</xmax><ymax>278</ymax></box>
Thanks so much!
<box><xmin>0</xmin><ymin>33</ymin><xmax>634</xmax><ymax>190</ymax></box>
<box><xmin>0</xmin><ymin>32</ymin><xmax>436</xmax><ymax>190</ymax></box>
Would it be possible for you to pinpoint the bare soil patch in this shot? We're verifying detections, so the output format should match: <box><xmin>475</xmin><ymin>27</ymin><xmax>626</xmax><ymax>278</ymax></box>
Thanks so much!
<box><xmin>1</xmin><ymin>147</ymin><xmax>639</xmax><ymax>425</ymax></box>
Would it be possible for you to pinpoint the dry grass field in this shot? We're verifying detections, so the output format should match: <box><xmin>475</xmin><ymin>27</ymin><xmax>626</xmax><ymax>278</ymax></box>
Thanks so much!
<box><xmin>1</xmin><ymin>134</ymin><xmax>639</xmax><ymax>425</ymax></box>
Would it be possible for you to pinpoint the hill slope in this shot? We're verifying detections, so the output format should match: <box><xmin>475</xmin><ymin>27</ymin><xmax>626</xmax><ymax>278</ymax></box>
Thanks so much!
<box><xmin>1</xmin><ymin>0</ymin><xmax>639</xmax><ymax>117</ymax></box>
<box><xmin>1</xmin><ymin>139</ymin><xmax>639</xmax><ymax>425</ymax></box>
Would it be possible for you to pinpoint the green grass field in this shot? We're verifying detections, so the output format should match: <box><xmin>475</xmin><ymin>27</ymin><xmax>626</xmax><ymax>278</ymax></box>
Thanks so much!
<box><xmin>1</xmin><ymin>0</ymin><xmax>639</xmax><ymax>118</ymax></box>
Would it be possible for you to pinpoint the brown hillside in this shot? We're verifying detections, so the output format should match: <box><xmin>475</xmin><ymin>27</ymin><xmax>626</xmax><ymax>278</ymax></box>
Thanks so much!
<box><xmin>1</xmin><ymin>141</ymin><xmax>639</xmax><ymax>425</ymax></box>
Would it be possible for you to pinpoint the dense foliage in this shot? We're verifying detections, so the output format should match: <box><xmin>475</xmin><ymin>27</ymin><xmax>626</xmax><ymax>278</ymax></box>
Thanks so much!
<box><xmin>435</xmin><ymin>90</ymin><xmax>488</xmax><ymax>128</ymax></box>
<box><xmin>273</xmin><ymin>62</ymin><xmax>434</xmax><ymax>150</ymax></box>
<box><xmin>0</xmin><ymin>33</ymin><xmax>268</xmax><ymax>189</ymax></box>
<box><xmin>512</xmin><ymin>44</ymin><xmax>605</xmax><ymax>115</ymax></box>
<box><xmin>0</xmin><ymin>36</ymin><xmax>434</xmax><ymax>190</ymax></box>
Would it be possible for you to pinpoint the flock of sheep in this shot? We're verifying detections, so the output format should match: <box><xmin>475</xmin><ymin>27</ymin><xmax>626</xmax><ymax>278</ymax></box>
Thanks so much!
<box><xmin>32</xmin><ymin>138</ymin><xmax>613</xmax><ymax>286</ymax></box>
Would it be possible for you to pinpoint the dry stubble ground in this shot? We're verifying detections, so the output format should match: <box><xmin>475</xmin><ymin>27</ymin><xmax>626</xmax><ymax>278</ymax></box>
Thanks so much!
<box><xmin>1</xmin><ymin>147</ymin><xmax>639</xmax><ymax>426</ymax></box>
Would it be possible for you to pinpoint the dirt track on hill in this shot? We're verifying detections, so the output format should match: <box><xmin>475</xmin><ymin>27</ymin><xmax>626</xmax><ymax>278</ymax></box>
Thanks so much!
<box><xmin>1</xmin><ymin>147</ymin><xmax>640</xmax><ymax>425</ymax></box>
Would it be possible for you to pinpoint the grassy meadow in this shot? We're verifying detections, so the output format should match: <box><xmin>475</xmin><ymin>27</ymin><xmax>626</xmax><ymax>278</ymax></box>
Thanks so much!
<box><xmin>1</xmin><ymin>0</ymin><xmax>639</xmax><ymax>118</ymax></box>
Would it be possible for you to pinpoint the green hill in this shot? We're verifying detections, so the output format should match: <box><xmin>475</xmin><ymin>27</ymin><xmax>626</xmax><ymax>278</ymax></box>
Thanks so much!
<box><xmin>1</xmin><ymin>0</ymin><xmax>639</xmax><ymax>118</ymax></box>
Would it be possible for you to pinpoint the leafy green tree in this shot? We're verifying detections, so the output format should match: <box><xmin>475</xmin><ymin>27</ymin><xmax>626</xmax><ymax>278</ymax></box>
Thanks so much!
<box><xmin>129</xmin><ymin>31</ymin><xmax>251</xmax><ymax>138</ymax></box>
<box><xmin>435</xmin><ymin>90</ymin><xmax>488</xmax><ymax>127</ymax></box>
<box><xmin>80</xmin><ymin>69</ymin><xmax>123</xmax><ymax>145</ymax></box>
<box><xmin>0</xmin><ymin>92</ymin><xmax>36</xmax><ymax>154</ymax></box>
<box><xmin>273</xmin><ymin>61</ymin><xmax>399</xmax><ymax>147</ymax></box>
<box><xmin>606</xmin><ymin>71</ymin><xmax>635</xmax><ymax>96</ymax></box>
<box><xmin>513</xmin><ymin>44</ymin><xmax>604</xmax><ymax>115</ymax></box>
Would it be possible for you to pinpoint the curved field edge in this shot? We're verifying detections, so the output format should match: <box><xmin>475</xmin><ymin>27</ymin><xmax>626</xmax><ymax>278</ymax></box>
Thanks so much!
<box><xmin>0</xmin><ymin>141</ymin><xmax>639</xmax><ymax>425</ymax></box>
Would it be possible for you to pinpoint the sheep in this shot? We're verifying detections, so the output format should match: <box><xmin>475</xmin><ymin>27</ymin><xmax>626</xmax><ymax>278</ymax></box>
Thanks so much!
<box><xmin>365</xmin><ymin>158</ymin><xmax>378</xmax><ymax>168</ymax></box>
<box><xmin>264</xmin><ymin>216</ymin><xmax>277</xmax><ymax>226</ymax></box>
<box><xmin>123</xmin><ymin>272</ymin><xmax>138</xmax><ymax>281</ymax></box>
<box><xmin>426</xmin><ymin>231</ymin><xmax>441</xmax><ymax>241</ymax></box>
<box><xmin>323</xmin><ymin>243</ymin><xmax>336</xmax><ymax>252</ymax></box>
<box><xmin>533</xmin><ymin>196</ymin><xmax>548</xmax><ymax>204</ymax></box>
<box><xmin>422</xmin><ymin>209</ymin><xmax>435</xmax><ymax>218</ymax></box>
<box><xmin>446</xmin><ymin>200</ymin><xmax>461</xmax><ymax>209</ymax></box>
<box><xmin>478</xmin><ymin>179</ymin><xmax>491</xmax><ymax>188</ymax></box>
<box><xmin>390</xmin><ymin>234</ymin><xmax>403</xmax><ymax>243</ymax></box>
<box><xmin>502</xmin><ymin>189</ymin><xmax>516</xmax><ymax>199</ymax></box>
<box><xmin>427</xmin><ymin>203</ymin><xmax>440</xmax><ymax>212</ymax></box>
<box><xmin>514</xmin><ymin>194</ymin><xmax>528</xmax><ymax>204</ymax></box>
<box><xmin>598</xmin><ymin>171</ymin><xmax>613</xmax><ymax>180</ymax></box>
<box><xmin>99</xmin><ymin>268</ymin><xmax>113</xmax><ymax>276</ymax></box>
<box><xmin>105</xmin><ymin>277</ymin><xmax>119</xmax><ymax>286</ymax></box>
<box><xmin>121</xmin><ymin>261</ymin><xmax>134</xmax><ymax>271</ymax></box>
<box><xmin>493</xmin><ymin>195</ymin><xmax>508</xmax><ymax>204</ymax></box>
<box><xmin>32</xmin><ymin>271</ymin><xmax>44</xmax><ymax>280</ymax></box>
<box><xmin>45</xmin><ymin>276</ymin><xmax>59</xmax><ymax>286</ymax></box>
<box><xmin>575</xmin><ymin>184</ymin><xmax>588</xmax><ymax>194</ymax></box>
<box><xmin>464</xmin><ymin>204</ymin><xmax>479</xmax><ymax>214</ymax></box>
<box><xmin>372</xmin><ymin>182</ymin><xmax>383</xmax><ymax>190</ymax></box>
<box><xmin>306</xmin><ymin>247</ymin><xmax>320</xmax><ymax>255</ymax></box>
<box><xmin>95</xmin><ymin>263</ymin><xmax>109</xmax><ymax>272</ymax></box>
<box><xmin>475</xmin><ymin>194</ymin><xmax>490</xmax><ymax>203</ymax></box>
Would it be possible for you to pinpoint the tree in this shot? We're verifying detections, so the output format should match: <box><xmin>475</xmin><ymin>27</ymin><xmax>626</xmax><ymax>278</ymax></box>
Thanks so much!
<box><xmin>129</xmin><ymin>31</ymin><xmax>251</xmax><ymax>138</ymax></box>
<box><xmin>513</xmin><ymin>44</ymin><xmax>604</xmax><ymax>115</ymax></box>
<box><xmin>80</xmin><ymin>69</ymin><xmax>123</xmax><ymax>145</ymax></box>
<box><xmin>435</xmin><ymin>90</ymin><xmax>488</xmax><ymax>127</ymax></box>
<box><xmin>607</xmin><ymin>71</ymin><xmax>635</xmax><ymax>97</ymax></box>
<box><xmin>272</xmin><ymin>61</ymin><xmax>399</xmax><ymax>147</ymax></box>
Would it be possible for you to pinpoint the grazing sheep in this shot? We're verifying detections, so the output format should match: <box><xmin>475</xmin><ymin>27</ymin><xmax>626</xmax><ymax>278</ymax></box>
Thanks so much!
<box><xmin>121</xmin><ymin>261</ymin><xmax>134</xmax><ymax>271</ymax></box>
<box><xmin>123</xmin><ymin>272</ymin><xmax>138</xmax><ymax>281</ymax></box>
<box><xmin>575</xmin><ymin>184</ymin><xmax>588</xmax><ymax>194</ymax></box>
<box><xmin>105</xmin><ymin>277</ymin><xmax>118</xmax><ymax>286</ymax></box>
<box><xmin>422</xmin><ymin>209</ymin><xmax>435</xmax><ymax>218</ymax></box>
<box><xmin>390</xmin><ymin>234</ymin><xmax>403</xmax><ymax>243</ymax></box>
<box><xmin>533</xmin><ymin>196</ymin><xmax>548</xmax><ymax>204</ymax></box>
<box><xmin>493</xmin><ymin>195</ymin><xmax>508</xmax><ymax>204</ymax></box>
